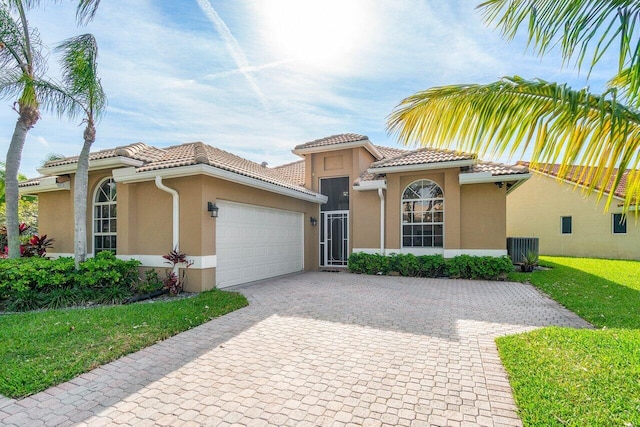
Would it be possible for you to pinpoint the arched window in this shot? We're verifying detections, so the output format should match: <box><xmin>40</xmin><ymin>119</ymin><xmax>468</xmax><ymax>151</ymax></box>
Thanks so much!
<box><xmin>93</xmin><ymin>178</ymin><xmax>117</xmax><ymax>254</ymax></box>
<box><xmin>401</xmin><ymin>179</ymin><xmax>444</xmax><ymax>248</ymax></box>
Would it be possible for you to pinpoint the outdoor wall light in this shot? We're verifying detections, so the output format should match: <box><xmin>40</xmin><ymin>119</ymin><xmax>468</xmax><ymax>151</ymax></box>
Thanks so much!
<box><xmin>495</xmin><ymin>182</ymin><xmax>504</xmax><ymax>189</ymax></box>
<box><xmin>207</xmin><ymin>202</ymin><xmax>219</xmax><ymax>218</ymax></box>
<box><xmin>310</xmin><ymin>217</ymin><xmax>318</xmax><ymax>226</ymax></box>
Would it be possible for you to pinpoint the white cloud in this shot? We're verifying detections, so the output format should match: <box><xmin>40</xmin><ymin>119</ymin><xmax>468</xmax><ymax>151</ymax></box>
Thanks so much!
<box><xmin>0</xmin><ymin>0</ymin><xmax>612</xmax><ymax>178</ymax></box>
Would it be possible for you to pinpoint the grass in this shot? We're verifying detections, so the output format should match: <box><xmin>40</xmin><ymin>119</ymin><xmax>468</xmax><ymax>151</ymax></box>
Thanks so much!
<box><xmin>0</xmin><ymin>290</ymin><xmax>248</xmax><ymax>398</ymax></box>
<box><xmin>500</xmin><ymin>257</ymin><xmax>640</xmax><ymax>426</ymax></box>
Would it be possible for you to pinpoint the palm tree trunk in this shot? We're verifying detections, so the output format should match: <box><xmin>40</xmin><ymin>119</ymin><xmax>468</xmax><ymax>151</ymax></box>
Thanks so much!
<box><xmin>73</xmin><ymin>121</ymin><xmax>95</xmax><ymax>269</ymax></box>
<box><xmin>5</xmin><ymin>116</ymin><xmax>31</xmax><ymax>258</ymax></box>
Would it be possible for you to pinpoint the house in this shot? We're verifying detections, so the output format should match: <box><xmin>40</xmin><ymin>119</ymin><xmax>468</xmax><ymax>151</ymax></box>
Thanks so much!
<box><xmin>507</xmin><ymin>163</ymin><xmax>640</xmax><ymax>260</ymax></box>
<box><xmin>20</xmin><ymin>133</ymin><xmax>530</xmax><ymax>291</ymax></box>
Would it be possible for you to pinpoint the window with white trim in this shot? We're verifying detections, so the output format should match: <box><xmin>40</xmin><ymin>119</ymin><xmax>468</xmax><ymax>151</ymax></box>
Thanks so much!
<box><xmin>612</xmin><ymin>213</ymin><xmax>627</xmax><ymax>234</ymax></box>
<box><xmin>93</xmin><ymin>178</ymin><xmax>117</xmax><ymax>254</ymax></box>
<box><xmin>401</xmin><ymin>179</ymin><xmax>444</xmax><ymax>248</ymax></box>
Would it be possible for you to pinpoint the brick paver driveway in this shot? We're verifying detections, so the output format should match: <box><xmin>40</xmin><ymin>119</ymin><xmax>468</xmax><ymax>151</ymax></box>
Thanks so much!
<box><xmin>0</xmin><ymin>272</ymin><xmax>590</xmax><ymax>427</ymax></box>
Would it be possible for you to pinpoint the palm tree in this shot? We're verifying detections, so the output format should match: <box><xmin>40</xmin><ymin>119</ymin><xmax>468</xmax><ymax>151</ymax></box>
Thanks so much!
<box><xmin>387</xmin><ymin>1</ymin><xmax>640</xmax><ymax>213</ymax></box>
<box><xmin>0</xmin><ymin>0</ymin><xmax>101</xmax><ymax>258</ymax></box>
<box><xmin>56</xmin><ymin>34</ymin><xmax>106</xmax><ymax>268</ymax></box>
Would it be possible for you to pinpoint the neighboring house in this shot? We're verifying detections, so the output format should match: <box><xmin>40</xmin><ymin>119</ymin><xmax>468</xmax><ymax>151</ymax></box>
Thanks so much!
<box><xmin>20</xmin><ymin>133</ymin><xmax>529</xmax><ymax>291</ymax></box>
<box><xmin>507</xmin><ymin>163</ymin><xmax>639</xmax><ymax>260</ymax></box>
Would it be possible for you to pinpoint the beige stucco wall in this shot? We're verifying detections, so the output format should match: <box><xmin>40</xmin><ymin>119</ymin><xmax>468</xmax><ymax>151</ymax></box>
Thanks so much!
<box><xmin>460</xmin><ymin>183</ymin><xmax>506</xmax><ymax>249</ymax></box>
<box><xmin>507</xmin><ymin>173</ymin><xmax>640</xmax><ymax>259</ymax></box>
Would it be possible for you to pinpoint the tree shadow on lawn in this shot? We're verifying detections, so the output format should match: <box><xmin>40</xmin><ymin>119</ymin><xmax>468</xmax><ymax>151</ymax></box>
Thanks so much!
<box><xmin>519</xmin><ymin>257</ymin><xmax>640</xmax><ymax>329</ymax></box>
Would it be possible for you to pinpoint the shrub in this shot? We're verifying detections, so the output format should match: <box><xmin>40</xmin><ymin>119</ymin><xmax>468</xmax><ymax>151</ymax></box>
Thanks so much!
<box><xmin>135</xmin><ymin>269</ymin><xmax>165</xmax><ymax>294</ymax></box>
<box><xmin>76</xmin><ymin>251</ymin><xmax>140</xmax><ymax>289</ymax></box>
<box><xmin>447</xmin><ymin>255</ymin><xmax>513</xmax><ymax>280</ymax></box>
<box><xmin>347</xmin><ymin>252</ymin><xmax>512</xmax><ymax>280</ymax></box>
<box><xmin>417</xmin><ymin>255</ymin><xmax>447</xmax><ymax>277</ymax></box>
<box><xmin>0</xmin><ymin>253</ymin><xmax>141</xmax><ymax>311</ymax></box>
<box><xmin>389</xmin><ymin>253</ymin><xmax>420</xmax><ymax>276</ymax></box>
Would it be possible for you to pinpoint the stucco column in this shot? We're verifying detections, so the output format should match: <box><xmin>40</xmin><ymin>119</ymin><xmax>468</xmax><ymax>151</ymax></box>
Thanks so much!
<box><xmin>444</xmin><ymin>169</ymin><xmax>461</xmax><ymax>250</ymax></box>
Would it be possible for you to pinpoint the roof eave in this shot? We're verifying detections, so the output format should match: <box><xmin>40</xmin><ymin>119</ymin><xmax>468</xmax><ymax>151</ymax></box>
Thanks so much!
<box><xmin>18</xmin><ymin>177</ymin><xmax>70</xmax><ymax>195</ymax></box>
<box><xmin>292</xmin><ymin>140</ymin><xmax>383</xmax><ymax>160</ymax></box>
<box><xmin>37</xmin><ymin>156</ymin><xmax>144</xmax><ymax>176</ymax></box>
<box><xmin>530</xmin><ymin>168</ymin><xmax>626</xmax><ymax>202</ymax></box>
<box><xmin>353</xmin><ymin>180</ymin><xmax>387</xmax><ymax>191</ymax></box>
<box><xmin>113</xmin><ymin>164</ymin><xmax>328</xmax><ymax>204</ymax></box>
<box><xmin>459</xmin><ymin>171</ymin><xmax>531</xmax><ymax>185</ymax></box>
<box><xmin>368</xmin><ymin>159</ymin><xmax>475</xmax><ymax>174</ymax></box>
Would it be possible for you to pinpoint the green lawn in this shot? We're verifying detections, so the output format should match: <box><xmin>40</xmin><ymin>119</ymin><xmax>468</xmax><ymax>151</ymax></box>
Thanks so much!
<box><xmin>0</xmin><ymin>290</ymin><xmax>248</xmax><ymax>398</ymax></box>
<box><xmin>500</xmin><ymin>257</ymin><xmax>640</xmax><ymax>426</ymax></box>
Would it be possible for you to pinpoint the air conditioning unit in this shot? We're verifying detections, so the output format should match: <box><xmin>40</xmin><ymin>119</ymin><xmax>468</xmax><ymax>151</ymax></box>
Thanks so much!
<box><xmin>506</xmin><ymin>237</ymin><xmax>539</xmax><ymax>264</ymax></box>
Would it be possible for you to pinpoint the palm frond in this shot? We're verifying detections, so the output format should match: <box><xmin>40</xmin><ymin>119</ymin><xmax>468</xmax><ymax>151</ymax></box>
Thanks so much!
<box><xmin>0</xmin><ymin>5</ymin><xmax>28</xmax><ymax>68</ymax></box>
<box><xmin>32</xmin><ymin>77</ymin><xmax>85</xmax><ymax>120</ymax></box>
<box><xmin>478</xmin><ymin>0</ymin><xmax>640</xmax><ymax>106</ymax></box>
<box><xmin>55</xmin><ymin>33</ymin><xmax>106</xmax><ymax>120</ymax></box>
<box><xmin>76</xmin><ymin>0</ymin><xmax>100</xmax><ymax>25</ymax></box>
<box><xmin>387</xmin><ymin>76</ymin><xmax>640</xmax><ymax>212</ymax></box>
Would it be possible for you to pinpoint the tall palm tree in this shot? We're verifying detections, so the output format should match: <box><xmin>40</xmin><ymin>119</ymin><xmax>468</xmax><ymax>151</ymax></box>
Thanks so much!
<box><xmin>387</xmin><ymin>0</ymin><xmax>640</xmax><ymax>213</ymax></box>
<box><xmin>56</xmin><ymin>34</ymin><xmax>106</xmax><ymax>268</ymax></box>
<box><xmin>0</xmin><ymin>0</ymin><xmax>101</xmax><ymax>258</ymax></box>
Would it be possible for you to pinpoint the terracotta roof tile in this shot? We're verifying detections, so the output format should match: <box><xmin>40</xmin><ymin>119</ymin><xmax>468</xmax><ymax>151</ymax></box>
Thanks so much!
<box><xmin>294</xmin><ymin>133</ymin><xmax>369</xmax><ymax>150</ymax></box>
<box><xmin>374</xmin><ymin>145</ymin><xmax>408</xmax><ymax>160</ymax></box>
<box><xmin>470</xmin><ymin>161</ymin><xmax>529</xmax><ymax>176</ymax></box>
<box><xmin>42</xmin><ymin>142</ymin><xmax>166</xmax><ymax>167</ymax></box>
<box><xmin>520</xmin><ymin>162</ymin><xmax>631</xmax><ymax>198</ymax></box>
<box><xmin>370</xmin><ymin>147</ymin><xmax>476</xmax><ymax>169</ymax></box>
<box><xmin>273</xmin><ymin>160</ymin><xmax>305</xmax><ymax>186</ymax></box>
<box><xmin>133</xmin><ymin>142</ymin><xmax>317</xmax><ymax>196</ymax></box>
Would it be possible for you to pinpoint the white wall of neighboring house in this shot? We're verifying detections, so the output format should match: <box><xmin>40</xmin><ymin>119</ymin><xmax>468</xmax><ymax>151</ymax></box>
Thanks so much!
<box><xmin>507</xmin><ymin>172</ymin><xmax>640</xmax><ymax>260</ymax></box>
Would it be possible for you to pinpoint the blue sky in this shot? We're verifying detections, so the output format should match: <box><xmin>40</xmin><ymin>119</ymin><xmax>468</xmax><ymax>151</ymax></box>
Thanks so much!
<box><xmin>1</xmin><ymin>0</ymin><xmax>611</xmax><ymax>177</ymax></box>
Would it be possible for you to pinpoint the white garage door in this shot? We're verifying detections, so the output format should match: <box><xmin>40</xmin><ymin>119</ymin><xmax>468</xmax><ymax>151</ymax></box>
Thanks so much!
<box><xmin>216</xmin><ymin>201</ymin><xmax>304</xmax><ymax>288</ymax></box>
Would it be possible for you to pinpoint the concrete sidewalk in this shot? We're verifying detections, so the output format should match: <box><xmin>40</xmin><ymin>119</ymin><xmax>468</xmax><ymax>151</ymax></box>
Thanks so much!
<box><xmin>0</xmin><ymin>273</ymin><xmax>590</xmax><ymax>426</ymax></box>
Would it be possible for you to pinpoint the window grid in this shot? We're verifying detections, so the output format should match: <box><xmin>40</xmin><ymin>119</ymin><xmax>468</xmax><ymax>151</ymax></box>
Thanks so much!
<box><xmin>93</xmin><ymin>178</ymin><xmax>117</xmax><ymax>254</ymax></box>
<box><xmin>401</xmin><ymin>180</ymin><xmax>444</xmax><ymax>248</ymax></box>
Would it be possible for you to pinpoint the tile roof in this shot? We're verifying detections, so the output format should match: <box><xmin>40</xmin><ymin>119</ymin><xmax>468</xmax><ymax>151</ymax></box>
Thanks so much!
<box><xmin>470</xmin><ymin>161</ymin><xmax>529</xmax><ymax>176</ymax></box>
<box><xmin>38</xmin><ymin>142</ymin><xmax>318</xmax><ymax>197</ymax></box>
<box><xmin>520</xmin><ymin>162</ymin><xmax>631</xmax><ymax>199</ymax></box>
<box><xmin>43</xmin><ymin>142</ymin><xmax>166</xmax><ymax>167</ymax></box>
<box><xmin>370</xmin><ymin>147</ymin><xmax>476</xmax><ymax>169</ymax></box>
<box><xmin>273</xmin><ymin>160</ymin><xmax>305</xmax><ymax>186</ymax></box>
<box><xmin>294</xmin><ymin>133</ymin><xmax>369</xmax><ymax>150</ymax></box>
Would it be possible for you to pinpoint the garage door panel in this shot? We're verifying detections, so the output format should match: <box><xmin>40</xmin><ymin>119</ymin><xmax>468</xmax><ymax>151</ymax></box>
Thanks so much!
<box><xmin>216</xmin><ymin>201</ymin><xmax>304</xmax><ymax>288</ymax></box>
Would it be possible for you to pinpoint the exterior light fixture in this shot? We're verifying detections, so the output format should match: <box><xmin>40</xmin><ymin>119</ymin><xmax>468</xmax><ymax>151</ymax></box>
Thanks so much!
<box><xmin>310</xmin><ymin>216</ymin><xmax>318</xmax><ymax>226</ymax></box>
<box><xmin>495</xmin><ymin>182</ymin><xmax>504</xmax><ymax>189</ymax></box>
<box><xmin>207</xmin><ymin>202</ymin><xmax>219</xmax><ymax>218</ymax></box>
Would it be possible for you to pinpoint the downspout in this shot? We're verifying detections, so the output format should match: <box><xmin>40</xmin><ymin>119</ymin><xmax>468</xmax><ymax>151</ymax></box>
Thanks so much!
<box><xmin>378</xmin><ymin>188</ymin><xmax>385</xmax><ymax>255</ymax></box>
<box><xmin>155</xmin><ymin>176</ymin><xmax>179</xmax><ymax>274</ymax></box>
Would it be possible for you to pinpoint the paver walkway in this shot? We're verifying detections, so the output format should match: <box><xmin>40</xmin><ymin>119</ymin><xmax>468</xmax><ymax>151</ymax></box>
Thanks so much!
<box><xmin>0</xmin><ymin>273</ymin><xmax>590</xmax><ymax>427</ymax></box>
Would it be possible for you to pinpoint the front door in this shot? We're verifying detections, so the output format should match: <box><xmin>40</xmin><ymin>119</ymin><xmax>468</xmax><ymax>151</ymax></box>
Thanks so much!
<box><xmin>319</xmin><ymin>177</ymin><xmax>349</xmax><ymax>267</ymax></box>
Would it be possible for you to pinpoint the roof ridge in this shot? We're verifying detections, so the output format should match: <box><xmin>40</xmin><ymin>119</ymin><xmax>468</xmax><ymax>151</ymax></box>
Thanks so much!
<box><xmin>113</xmin><ymin>142</ymin><xmax>150</xmax><ymax>157</ymax></box>
<box><xmin>273</xmin><ymin>159</ymin><xmax>304</xmax><ymax>169</ymax></box>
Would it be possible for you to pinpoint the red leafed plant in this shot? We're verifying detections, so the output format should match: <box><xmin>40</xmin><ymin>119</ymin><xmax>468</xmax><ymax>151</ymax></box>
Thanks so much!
<box><xmin>25</xmin><ymin>234</ymin><xmax>55</xmax><ymax>257</ymax></box>
<box><xmin>162</xmin><ymin>247</ymin><xmax>194</xmax><ymax>296</ymax></box>
<box><xmin>0</xmin><ymin>224</ymin><xmax>54</xmax><ymax>258</ymax></box>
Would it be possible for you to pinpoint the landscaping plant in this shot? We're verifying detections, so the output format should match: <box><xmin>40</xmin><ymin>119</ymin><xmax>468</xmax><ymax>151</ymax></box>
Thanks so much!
<box><xmin>163</xmin><ymin>248</ymin><xmax>194</xmax><ymax>296</ymax></box>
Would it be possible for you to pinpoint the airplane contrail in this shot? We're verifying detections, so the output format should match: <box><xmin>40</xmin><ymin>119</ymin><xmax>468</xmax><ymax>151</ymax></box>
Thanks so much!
<box><xmin>195</xmin><ymin>0</ymin><xmax>267</xmax><ymax>106</ymax></box>
<box><xmin>205</xmin><ymin>59</ymin><xmax>295</xmax><ymax>80</ymax></box>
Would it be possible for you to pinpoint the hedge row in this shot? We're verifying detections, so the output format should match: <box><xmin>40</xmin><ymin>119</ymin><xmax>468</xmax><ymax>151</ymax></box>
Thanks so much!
<box><xmin>347</xmin><ymin>252</ymin><xmax>513</xmax><ymax>280</ymax></box>
<box><xmin>0</xmin><ymin>251</ymin><xmax>141</xmax><ymax>311</ymax></box>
